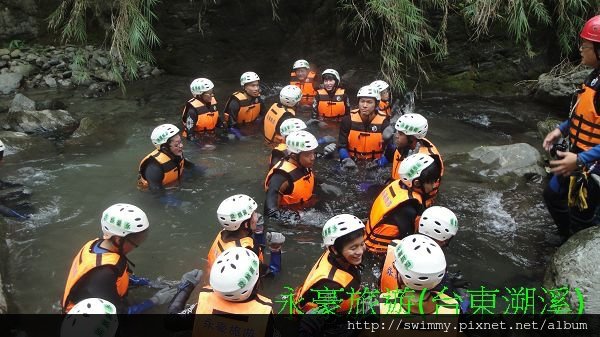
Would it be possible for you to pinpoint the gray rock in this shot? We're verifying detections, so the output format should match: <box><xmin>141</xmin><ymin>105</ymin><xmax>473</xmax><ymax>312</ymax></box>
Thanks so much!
<box><xmin>57</xmin><ymin>79</ymin><xmax>71</xmax><ymax>87</ymax></box>
<box><xmin>544</xmin><ymin>226</ymin><xmax>600</xmax><ymax>313</ymax></box>
<box><xmin>44</xmin><ymin>75</ymin><xmax>57</xmax><ymax>88</ymax></box>
<box><xmin>25</xmin><ymin>53</ymin><xmax>37</xmax><ymax>62</ymax></box>
<box><xmin>9</xmin><ymin>93</ymin><xmax>36</xmax><ymax>113</ymax></box>
<box><xmin>62</xmin><ymin>71</ymin><xmax>72</xmax><ymax>79</ymax></box>
<box><xmin>95</xmin><ymin>55</ymin><xmax>110</xmax><ymax>67</ymax></box>
<box><xmin>0</xmin><ymin>130</ymin><xmax>55</xmax><ymax>155</ymax></box>
<box><xmin>151</xmin><ymin>67</ymin><xmax>162</xmax><ymax>76</ymax></box>
<box><xmin>468</xmin><ymin>143</ymin><xmax>545</xmax><ymax>177</ymax></box>
<box><xmin>56</xmin><ymin>62</ymin><xmax>67</xmax><ymax>70</ymax></box>
<box><xmin>1</xmin><ymin>55</ymin><xmax>10</xmax><ymax>61</ymax></box>
<box><xmin>0</xmin><ymin>272</ymin><xmax>6</xmax><ymax>313</ymax></box>
<box><xmin>10</xmin><ymin>63</ymin><xmax>37</xmax><ymax>77</ymax></box>
<box><xmin>10</xmin><ymin>49</ymin><xmax>21</xmax><ymax>58</ymax></box>
<box><xmin>0</xmin><ymin>72</ymin><xmax>23</xmax><ymax>94</ymax></box>
<box><xmin>0</xmin><ymin>49</ymin><xmax>9</xmax><ymax>56</ymax></box>
<box><xmin>48</xmin><ymin>59</ymin><xmax>60</xmax><ymax>66</ymax></box>
<box><xmin>71</xmin><ymin>117</ymin><xmax>99</xmax><ymax>138</ymax></box>
<box><xmin>65</xmin><ymin>46</ymin><xmax>75</xmax><ymax>53</ymax></box>
<box><xmin>534</xmin><ymin>68</ymin><xmax>588</xmax><ymax>102</ymax></box>
<box><xmin>6</xmin><ymin>109</ymin><xmax>78</xmax><ymax>136</ymax></box>
<box><xmin>0</xmin><ymin>60</ymin><xmax>6</xmax><ymax>68</ymax></box>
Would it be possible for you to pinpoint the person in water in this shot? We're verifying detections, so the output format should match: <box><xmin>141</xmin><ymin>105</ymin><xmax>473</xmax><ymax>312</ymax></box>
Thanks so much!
<box><xmin>222</xmin><ymin>71</ymin><xmax>267</xmax><ymax>139</ymax></box>
<box><xmin>181</xmin><ymin>77</ymin><xmax>223</xmax><ymax>150</ymax></box>
<box><xmin>543</xmin><ymin>15</ymin><xmax>600</xmax><ymax>239</ymax></box>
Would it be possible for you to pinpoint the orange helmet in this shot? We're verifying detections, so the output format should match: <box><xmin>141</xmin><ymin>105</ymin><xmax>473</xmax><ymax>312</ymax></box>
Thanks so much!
<box><xmin>580</xmin><ymin>15</ymin><xmax>600</xmax><ymax>43</ymax></box>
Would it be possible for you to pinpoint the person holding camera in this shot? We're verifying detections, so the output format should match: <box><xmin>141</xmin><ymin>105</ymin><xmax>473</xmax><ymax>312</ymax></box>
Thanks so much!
<box><xmin>542</xmin><ymin>15</ymin><xmax>600</xmax><ymax>239</ymax></box>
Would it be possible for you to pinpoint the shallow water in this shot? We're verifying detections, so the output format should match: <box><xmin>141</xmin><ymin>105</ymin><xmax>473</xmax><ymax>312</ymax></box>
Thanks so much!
<box><xmin>0</xmin><ymin>75</ymin><xmax>565</xmax><ymax>313</ymax></box>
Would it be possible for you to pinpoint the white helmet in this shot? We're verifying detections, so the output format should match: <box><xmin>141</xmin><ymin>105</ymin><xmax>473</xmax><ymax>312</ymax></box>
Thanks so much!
<box><xmin>357</xmin><ymin>85</ymin><xmax>381</xmax><ymax>101</ymax></box>
<box><xmin>322</xmin><ymin>69</ymin><xmax>340</xmax><ymax>83</ymax></box>
<box><xmin>280</xmin><ymin>85</ymin><xmax>302</xmax><ymax>107</ymax></box>
<box><xmin>280</xmin><ymin>118</ymin><xmax>307</xmax><ymax>137</ymax></box>
<box><xmin>0</xmin><ymin>139</ymin><xmax>4</xmax><ymax>152</ymax></box>
<box><xmin>101</xmin><ymin>203</ymin><xmax>149</xmax><ymax>238</ymax></box>
<box><xmin>394</xmin><ymin>234</ymin><xmax>446</xmax><ymax>290</ymax></box>
<box><xmin>398</xmin><ymin>153</ymin><xmax>435</xmax><ymax>188</ymax></box>
<box><xmin>151</xmin><ymin>123</ymin><xmax>180</xmax><ymax>149</ymax></box>
<box><xmin>370</xmin><ymin>80</ymin><xmax>389</xmax><ymax>93</ymax></box>
<box><xmin>285</xmin><ymin>130</ymin><xmax>319</xmax><ymax>154</ymax></box>
<box><xmin>293</xmin><ymin>59</ymin><xmax>310</xmax><ymax>70</ymax></box>
<box><xmin>419</xmin><ymin>206</ymin><xmax>458</xmax><ymax>242</ymax></box>
<box><xmin>240</xmin><ymin>71</ymin><xmax>260</xmax><ymax>86</ymax></box>
<box><xmin>61</xmin><ymin>298</ymin><xmax>118</xmax><ymax>337</ymax></box>
<box><xmin>395</xmin><ymin>113</ymin><xmax>428</xmax><ymax>139</ymax></box>
<box><xmin>216</xmin><ymin>194</ymin><xmax>258</xmax><ymax>231</ymax></box>
<box><xmin>322</xmin><ymin>214</ymin><xmax>365</xmax><ymax>247</ymax></box>
<box><xmin>210</xmin><ymin>247</ymin><xmax>260</xmax><ymax>302</ymax></box>
<box><xmin>190</xmin><ymin>78</ymin><xmax>214</xmax><ymax>96</ymax></box>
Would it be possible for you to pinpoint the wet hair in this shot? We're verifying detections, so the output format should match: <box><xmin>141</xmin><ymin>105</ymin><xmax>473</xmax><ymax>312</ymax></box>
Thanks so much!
<box><xmin>333</xmin><ymin>228</ymin><xmax>363</xmax><ymax>255</ymax></box>
<box><xmin>417</xmin><ymin>159</ymin><xmax>441</xmax><ymax>184</ymax></box>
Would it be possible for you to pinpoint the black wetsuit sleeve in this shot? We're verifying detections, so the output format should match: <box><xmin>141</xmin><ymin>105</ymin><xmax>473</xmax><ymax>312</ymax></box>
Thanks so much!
<box><xmin>384</xmin><ymin>200</ymin><xmax>420</xmax><ymax>238</ymax></box>
<box><xmin>143</xmin><ymin>160</ymin><xmax>165</xmax><ymax>193</ymax></box>
<box><xmin>184</xmin><ymin>104</ymin><xmax>198</xmax><ymax>138</ymax></box>
<box><xmin>71</xmin><ymin>266</ymin><xmax>128</xmax><ymax>314</ymax></box>
<box><xmin>264</xmin><ymin>173</ymin><xmax>289</xmax><ymax>216</ymax></box>
<box><xmin>259</xmin><ymin>97</ymin><xmax>267</xmax><ymax>117</ymax></box>
<box><xmin>338</xmin><ymin>115</ymin><xmax>352</xmax><ymax>149</ymax></box>
<box><xmin>227</xmin><ymin>98</ymin><xmax>241</xmax><ymax>128</ymax></box>
<box><xmin>384</xmin><ymin>143</ymin><xmax>396</xmax><ymax>163</ymax></box>
<box><xmin>344</xmin><ymin>94</ymin><xmax>351</xmax><ymax>116</ymax></box>
<box><xmin>311</xmin><ymin>94</ymin><xmax>320</xmax><ymax>119</ymax></box>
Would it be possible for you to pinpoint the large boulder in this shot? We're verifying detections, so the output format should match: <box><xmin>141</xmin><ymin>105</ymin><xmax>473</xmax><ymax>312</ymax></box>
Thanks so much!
<box><xmin>534</xmin><ymin>68</ymin><xmax>588</xmax><ymax>106</ymax></box>
<box><xmin>0</xmin><ymin>0</ymin><xmax>39</xmax><ymax>41</ymax></box>
<box><xmin>544</xmin><ymin>226</ymin><xmax>600</xmax><ymax>313</ymax></box>
<box><xmin>468</xmin><ymin>143</ymin><xmax>545</xmax><ymax>177</ymax></box>
<box><xmin>0</xmin><ymin>130</ymin><xmax>54</xmax><ymax>156</ymax></box>
<box><xmin>6</xmin><ymin>109</ymin><xmax>78</xmax><ymax>136</ymax></box>
<box><xmin>0</xmin><ymin>72</ymin><xmax>23</xmax><ymax>94</ymax></box>
<box><xmin>8</xmin><ymin>93</ymin><xmax>35</xmax><ymax>113</ymax></box>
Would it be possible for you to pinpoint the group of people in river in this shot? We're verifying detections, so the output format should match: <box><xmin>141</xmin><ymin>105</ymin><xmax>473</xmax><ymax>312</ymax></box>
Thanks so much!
<box><xmin>4</xmin><ymin>14</ymin><xmax>594</xmax><ymax>337</ymax></box>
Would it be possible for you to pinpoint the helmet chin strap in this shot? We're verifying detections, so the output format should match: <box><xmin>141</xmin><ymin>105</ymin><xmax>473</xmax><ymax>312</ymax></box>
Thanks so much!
<box><xmin>110</xmin><ymin>236</ymin><xmax>136</xmax><ymax>270</ymax></box>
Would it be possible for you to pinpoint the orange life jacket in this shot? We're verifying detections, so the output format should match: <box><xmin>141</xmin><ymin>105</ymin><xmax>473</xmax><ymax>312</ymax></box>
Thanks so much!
<box><xmin>380</xmin><ymin>239</ymin><xmax>402</xmax><ymax>293</ymax></box>
<box><xmin>379</xmin><ymin>100</ymin><xmax>392</xmax><ymax>117</ymax></box>
<box><xmin>62</xmin><ymin>239</ymin><xmax>129</xmax><ymax>313</ymax></box>
<box><xmin>364</xmin><ymin>180</ymin><xmax>423</xmax><ymax>254</ymax></box>
<box><xmin>181</xmin><ymin>97</ymin><xmax>220</xmax><ymax>136</ymax></box>
<box><xmin>316</xmin><ymin>88</ymin><xmax>347</xmax><ymax>118</ymax></box>
<box><xmin>347</xmin><ymin>110</ymin><xmax>387</xmax><ymax>160</ymax></box>
<box><xmin>225</xmin><ymin>91</ymin><xmax>261</xmax><ymax>124</ymax></box>
<box><xmin>391</xmin><ymin>138</ymin><xmax>444</xmax><ymax>207</ymax></box>
<box><xmin>193</xmin><ymin>287</ymin><xmax>272</xmax><ymax>337</ymax></box>
<box><xmin>294</xmin><ymin>250</ymin><xmax>361</xmax><ymax>313</ymax></box>
<box><xmin>137</xmin><ymin>149</ymin><xmax>184</xmax><ymax>190</ymax></box>
<box><xmin>263</xmin><ymin>103</ymin><xmax>295</xmax><ymax>144</ymax></box>
<box><xmin>206</xmin><ymin>231</ymin><xmax>264</xmax><ymax>272</ymax></box>
<box><xmin>569</xmin><ymin>83</ymin><xmax>600</xmax><ymax>151</ymax></box>
<box><xmin>264</xmin><ymin>159</ymin><xmax>314</xmax><ymax>206</ymax></box>
<box><xmin>290</xmin><ymin>70</ymin><xmax>317</xmax><ymax>106</ymax></box>
<box><xmin>269</xmin><ymin>143</ymin><xmax>287</xmax><ymax>168</ymax></box>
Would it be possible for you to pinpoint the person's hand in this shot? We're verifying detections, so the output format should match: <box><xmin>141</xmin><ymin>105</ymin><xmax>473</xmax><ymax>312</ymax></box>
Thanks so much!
<box><xmin>150</xmin><ymin>287</ymin><xmax>178</xmax><ymax>306</ymax></box>
<box><xmin>228</xmin><ymin>127</ymin><xmax>245</xmax><ymax>140</ymax></box>
<box><xmin>129</xmin><ymin>274</ymin><xmax>151</xmax><ymax>287</ymax></box>
<box><xmin>382</xmin><ymin>125</ymin><xmax>396</xmax><ymax>142</ymax></box>
<box><xmin>549</xmin><ymin>151</ymin><xmax>578</xmax><ymax>176</ymax></box>
<box><xmin>341</xmin><ymin>157</ymin><xmax>358</xmax><ymax>171</ymax></box>
<box><xmin>366</xmin><ymin>158</ymin><xmax>381</xmax><ymax>171</ymax></box>
<box><xmin>543</xmin><ymin>128</ymin><xmax>563</xmax><ymax>152</ymax></box>
<box><xmin>318</xmin><ymin>135</ymin><xmax>336</xmax><ymax>145</ymax></box>
<box><xmin>179</xmin><ymin>269</ymin><xmax>202</xmax><ymax>288</ymax></box>
<box><xmin>323</xmin><ymin>143</ymin><xmax>336</xmax><ymax>156</ymax></box>
<box><xmin>320</xmin><ymin>183</ymin><xmax>343</xmax><ymax>197</ymax></box>
<box><xmin>267</xmin><ymin>231</ymin><xmax>286</xmax><ymax>251</ymax></box>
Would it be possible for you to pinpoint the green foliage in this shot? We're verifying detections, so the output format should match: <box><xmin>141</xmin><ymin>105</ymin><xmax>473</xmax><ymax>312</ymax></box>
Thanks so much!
<box><xmin>48</xmin><ymin>0</ymin><xmax>161</xmax><ymax>90</ymax></box>
<box><xmin>8</xmin><ymin>39</ymin><xmax>25</xmax><ymax>50</ymax></box>
<box><xmin>339</xmin><ymin>0</ymin><xmax>600</xmax><ymax>91</ymax></box>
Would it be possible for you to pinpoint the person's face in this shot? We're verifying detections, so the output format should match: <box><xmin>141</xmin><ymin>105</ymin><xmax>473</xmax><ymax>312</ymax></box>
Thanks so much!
<box><xmin>416</xmin><ymin>180</ymin><xmax>436</xmax><ymax>194</ymax></box>
<box><xmin>122</xmin><ymin>230</ymin><xmax>149</xmax><ymax>254</ymax></box>
<box><xmin>380</xmin><ymin>89</ymin><xmax>390</xmax><ymax>102</ymax></box>
<box><xmin>358</xmin><ymin>97</ymin><xmax>376</xmax><ymax>117</ymax></box>
<box><xmin>167</xmin><ymin>134</ymin><xmax>183</xmax><ymax>156</ymax></box>
<box><xmin>580</xmin><ymin>39</ymin><xmax>599</xmax><ymax>67</ymax></box>
<box><xmin>244</xmin><ymin>81</ymin><xmax>261</xmax><ymax>97</ymax></box>
<box><xmin>200</xmin><ymin>89</ymin><xmax>214</xmax><ymax>104</ymax></box>
<box><xmin>339</xmin><ymin>236</ymin><xmax>365</xmax><ymax>266</ymax></box>
<box><xmin>295</xmin><ymin>68</ymin><xmax>308</xmax><ymax>81</ymax></box>
<box><xmin>323</xmin><ymin>78</ymin><xmax>336</xmax><ymax>91</ymax></box>
<box><xmin>248</xmin><ymin>212</ymin><xmax>258</xmax><ymax>231</ymax></box>
<box><xmin>298</xmin><ymin>150</ymin><xmax>316</xmax><ymax>168</ymax></box>
<box><xmin>394</xmin><ymin>131</ymin><xmax>409</xmax><ymax>148</ymax></box>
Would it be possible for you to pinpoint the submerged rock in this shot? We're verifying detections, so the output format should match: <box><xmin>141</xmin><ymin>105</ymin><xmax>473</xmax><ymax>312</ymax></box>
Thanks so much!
<box><xmin>0</xmin><ymin>73</ymin><xmax>23</xmax><ymax>94</ymax></box>
<box><xmin>6</xmin><ymin>109</ymin><xmax>78</xmax><ymax>136</ymax></box>
<box><xmin>468</xmin><ymin>143</ymin><xmax>545</xmax><ymax>177</ymax></box>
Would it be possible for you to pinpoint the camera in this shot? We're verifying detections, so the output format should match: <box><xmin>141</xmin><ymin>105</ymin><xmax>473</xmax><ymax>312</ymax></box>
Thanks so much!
<box><xmin>550</xmin><ymin>142</ymin><xmax>568</xmax><ymax>159</ymax></box>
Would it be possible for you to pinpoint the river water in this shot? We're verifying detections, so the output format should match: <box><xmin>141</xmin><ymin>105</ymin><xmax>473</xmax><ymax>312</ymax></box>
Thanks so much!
<box><xmin>0</xmin><ymin>75</ymin><xmax>565</xmax><ymax>313</ymax></box>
